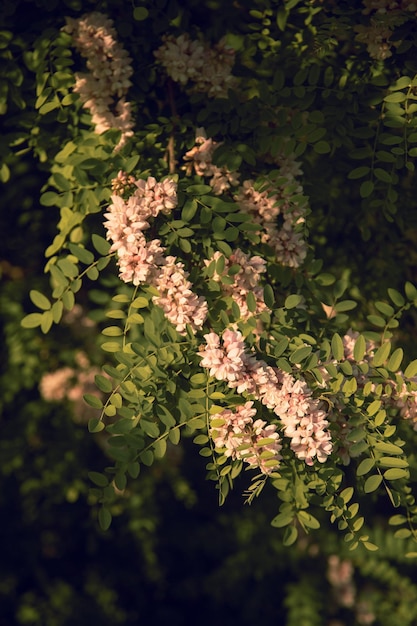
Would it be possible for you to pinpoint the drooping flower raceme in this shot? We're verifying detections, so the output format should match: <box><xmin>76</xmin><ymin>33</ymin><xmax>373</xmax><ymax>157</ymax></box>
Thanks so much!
<box><xmin>154</xmin><ymin>33</ymin><xmax>237</xmax><ymax>98</ymax></box>
<box><xmin>209</xmin><ymin>401</ymin><xmax>282</xmax><ymax>474</ymax></box>
<box><xmin>104</xmin><ymin>174</ymin><xmax>207</xmax><ymax>334</ymax></box>
<box><xmin>235</xmin><ymin>178</ymin><xmax>308</xmax><ymax>268</ymax></box>
<box><xmin>198</xmin><ymin>329</ymin><xmax>333</xmax><ymax>466</ymax></box>
<box><xmin>183</xmin><ymin>129</ymin><xmax>239</xmax><ymax>195</ymax></box>
<box><xmin>204</xmin><ymin>249</ymin><xmax>269</xmax><ymax>320</ymax></box>
<box><xmin>152</xmin><ymin>256</ymin><xmax>208</xmax><ymax>334</ymax></box>
<box><xmin>64</xmin><ymin>12</ymin><xmax>134</xmax><ymax>150</ymax></box>
<box><xmin>104</xmin><ymin>176</ymin><xmax>177</xmax><ymax>286</ymax></box>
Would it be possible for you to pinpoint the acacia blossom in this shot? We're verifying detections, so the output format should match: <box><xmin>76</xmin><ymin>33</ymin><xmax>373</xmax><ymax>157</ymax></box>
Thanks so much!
<box><xmin>183</xmin><ymin>129</ymin><xmax>239</xmax><ymax>195</ymax></box>
<box><xmin>154</xmin><ymin>33</ymin><xmax>237</xmax><ymax>98</ymax></box>
<box><xmin>104</xmin><ymin>174</ymin><xmax>207</xmax><ymax>334</ymax></box>
<box><xmin>235</xmin><ymin>179</ymin><xmax>308</xmax><ymax>268</ymax></box>
<box><xmin>204</xmin><ymin>250</ymin><xmax>269</xmax><ymax>320</ymax></box>
<box><xmin>210</xmin><ymin>401</ymin><xmax>282</xmax><ymax>474</ymax></box>
<box><xmin>152</xmin><ymin>256</ymin><xmax>208</xmax><ymax>334</ymax></box>
<box><xmin>39</xmin><ymin>352</ymin><xmax>105</xmax><ymax>423</ymax></box>
<box><xmin>64</xmin><ymin>12</ymin><xmax>134</xmax><ymax>150</ymax></box>
<box><xmin>104</xmin><ymin>176</ymin><xmax>177</xmax><ymax>285</ymax></box>
<box><xmin>198</xmin><ymin>329</ymin><xmax>333</xmax><ymax>466</ymax></box>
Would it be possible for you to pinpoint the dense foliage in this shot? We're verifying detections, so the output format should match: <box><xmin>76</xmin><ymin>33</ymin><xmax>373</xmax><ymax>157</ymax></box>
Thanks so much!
<box><xmin>2</xmin><ymin>0</ymin><xmax>417</xmax><ymax>623</ymax></box>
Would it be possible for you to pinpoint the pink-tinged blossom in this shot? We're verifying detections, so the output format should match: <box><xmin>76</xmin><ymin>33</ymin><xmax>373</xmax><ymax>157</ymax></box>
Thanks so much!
<box><xmin>198</xmin><ymin>328</ymin><xmax>247</xmax><ymax>383</ymax></box>
<box><xmin>183</xmin><ymin>130</ymin><xmax>239</xmax><ymax>195</ymax></box>
<box><xmin>355</xmin><ymin>20</ymin><xmax>395</xmax><ymax>60</ymax></box>
<box><xmin>153</xmin><ymin>256</ymin><xmax>208</xmax><ymax>334</ymax></box>
<box><xmin>104</xmin><ymin>175</ymin><xmax>177</xmax><ymax>285</ymax></box>
<box><xmin>244</xmin><ymin>418</ymin><xmax>282</xmax><ymax>473</ymax></box>
<box><xmin>204</xmin><ymin>250</ymin><xmax>269</xmax><ymax>320</ymax></box>
<box><xmin>327</xmin><ymin>555</ymin><xmax>356</xmax><ymax>609</ymax></box>
<box><xmin>235</xmin><ymin>179</ymin><xmax>280</xmax><ymax>223</ymax></box>
<box><xmin>64</xmin><ymin>12</ymin><xmax>134</xmax><ymax>150</ymax></box>
<box><xmin>39</xmin><ymin>352</ymin><xmax>106</xmax><ymax>423</ymax></box>
<box><xmin>104</xmin><ymin>175</ymin><xmax>205</xmax><ymax>334</ymax></box>
<box><xmin>392</xmin><ymin>381</ymin><xmax>417</xmax><ymax>430</ymax></box>
<box><xmin>263</xmin><ymin>223</ymin><xmax>307</xmax><ymax>269</ymax></box>
<box><xmin>209</xmin><ymin>401</ymin><xmax>282</xmax><ymax>474</ymax></box>
<box><xmin>39</xmin><ymin>367</ymin><xmax>75</xmax><ymax>402</ymax></box>
<box><xmin>118</xmin><ymin>237</ymin><xmax>166</xmax><ymax>286</ymax></box>
<box><xmin>235</xmin><ymin>179</ymin><xmax>308</xmax><ymax>268</ymax></box>
<box><xmin>154</xmin><ymin>34</ymin><xmax>236</xmax><ymax>98</ymax></box>
<box><xmin>274</xmin><ymin>371</ymin><xmax>333</xmax><ymax>465</ymax></box>
<box><xmin>199</xmin><ymin>330</ymin><xmax>333</xmax><ymax>465</ymax></box>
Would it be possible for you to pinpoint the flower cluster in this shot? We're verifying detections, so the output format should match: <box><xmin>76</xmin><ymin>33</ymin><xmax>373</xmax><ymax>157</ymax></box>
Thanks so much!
<box><xmin>39</xmin><ymin>352</ymin><xmax>103</xmax><ymax>423</ymax></box>
<box><xmin>355</xmin><ymin>0</ymin><xmax>417</xmax><ymax>60</ymax></box>
<box><xmin>198</xmin><ymin>329</ymin><xmax>333</xmax><ymax>466</ymax></box>
<box><xmin>154</xmin><ymin>33</ymin><xmax>237</xmax><ymax>98</ymax></box>
<box><xmin>104</xmin><ymin>174</ymin><xmax>207</xmax><ymax>334</ymax></box>
<box><xmin>204</xmin><ymin>249</ymin><xmax>269</xmax><ymax>320</ymax></box>
<box><xmin>210</xmin><ymin>401</ymin><xmax>282</xmax><ymax>474</ymax></box>
<box><xmin>235</xmin><ymin>177</ymin><xmax>308</xmax><ymax>268</ymax></box>
<box><xmin>355</xmin><ymin>19</ymin><xmax>397</xmax><ymax>60</ymax></box>
<box><xmin>183</xmin><ymin>129</ymin><xmax>239</xmax><ymax>195</ymax></box>
<box><xmin>64</xmin><ymin>12</ymin><xmax>134</xmax><ymax>150</ymax></box>
<box><xmin>152</xmin><ymin>256</ymin><xmax>208</xmax><ymax>335</ymax></box>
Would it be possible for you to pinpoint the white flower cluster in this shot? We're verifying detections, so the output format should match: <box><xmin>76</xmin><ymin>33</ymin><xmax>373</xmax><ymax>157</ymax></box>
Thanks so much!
<box><xmin>104</xmin><ymin>174</ymin><xmax>207</xmax><ymax>334</ymax></box>
<box><xmin>355</xmin><ymin>0</ymin><xmax>417</xmax><ymax>60</ymax></box>
<box><xmin>210</xmin><ymin>401</ymin><xmax>282</xmax><ymax>474</ymax></box>
<box><xmin>198</xmin><ymin>329</ymin><xmax>333</xmax><ymax>466</ymax></box>
<box><xmin>183</xmin><ymin>129</ymin><xmax>240</xmax><ymax>195</ymax></box>
<box><xmin>204</xmin><ymin>249</ymin><xmax>269</xmax><ymax>320</ymax></box>
<box><xmin>64</xmin><ymin>12</ymin><xmax>134</xmax><ymax>150</ymax></box>
<box><xmin>235</xmin><ymin>177</ymin><xmax>308</xmax><ymax>268</ymax></box>
<box><xmin>154</xmin><ymin>33</ymin><xmax>236</xmax><ymax>98</ymax></box>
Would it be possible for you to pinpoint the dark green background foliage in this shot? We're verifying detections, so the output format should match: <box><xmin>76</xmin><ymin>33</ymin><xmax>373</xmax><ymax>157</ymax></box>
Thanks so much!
<box><xmin>2</xmin><ymin>0</ymin><xmax>417</xmax><ymax>624</ymax></box>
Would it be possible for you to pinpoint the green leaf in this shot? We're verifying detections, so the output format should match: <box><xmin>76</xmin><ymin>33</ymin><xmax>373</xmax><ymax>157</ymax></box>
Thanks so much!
<box><xmin>289</xmin><ymin>346</ymin><xmax>312</xmax><ymax>364</ymax></box>
<box><xmin>388</xmin><ymin>288</ymin><xmax>405</xmax><ymax>307</ymax></box>
<box><xmin>348</xmin><ymin>166</ymin><xmax>371</xmax><ymax>180</ymax></box>
<box><xmin>364</xmin><ymin>474</ymin><xmax>383</xmax><ymax>493</ymax></box>
<box><xmin>383</xmin><ymin>468</ymin><xmax>408</xmax><ymax>480</ymax></box>
<box><xmin>101</xmin><ymin>341</ymin><xmax>122</xmax><ymax>352</ymax></box>
<box><xmin>88</xmin><ymin>471</ymin><xmax>109</xmax><ymax>487</ymax></box>
<box><xmin>67</xmin><ymin>243</ymin><xmax>94</xmax><ymax>264</ymax></box>
<box><xmin>404</xmin><ymin>359</ymin><xmax>417</xmax><ymax>378</ymax></box>
<box><xmin>313</xmin><ymin>141</ymin><xmax>330</xmax><ymax>154</ymax></box>
<box><xmin>374</xmin><ymin>168</ymin><xmax>392</xmax><ymax>183</ymax></box>
<box><xmin>94</xmin><ymin>374</ymin><xmax>112</xmax><ymax>393</ymax></box>
<box><xmin>334</xmin><ymin>300</ymin><xmax>357</xmax><ymax>312</ymax></box>
<box><xmin>181</xmin><ymin>198</ymin><xmax>198</xmax><ymax>221</ymax></box>
<box><xmin>271</xmin><ymin>510</ymin><xmax>294</xmax><ymax>528</ymax></box>
<box><xmin>88</xmin><ymin>418</ymin><xmax>105</xmax><ymax>433</ymax></box>
<box><xmin>30</xmin><ymin>289</ymin><xmax>51</xmax><ymax>310</ymax></box>
<box><xmin>353</xmin><ymin>335</ymin><xmax>366</xmax><ymax>361</ymax></box>
<box><xmin>285</xmin><ymin>294</ymin><xmax>302</xmax><ymax>309</ymax></box>
<box><xmin>387</xmin><ymin>347</ymin><xmax>403</xmax><ymax>372</ymax></box>
<box><xmin>367</xmin><ymin>314</ymin><xmax>386</xmax><ymax>328</ymax></box>
<box><xmin>40</xmin><ymin>191</ymin><xmax>60</xmax><ymax>207</ymax></box>
<box><xmin>379</xmin><ymin>457</ymin><xmax>408</xmax><ymax>468</ymax></box>
<box><xmin>384</xmin><ymin>91</ymin><xmax>407</xmax><ymax>103</ymax></box>
<box><xmin>283</xmin><ymin>525</ymin><xmax>298</xmax><ymax>546</ymax></box>
<box><xmin>92</xmin><ymin>234</ymin><xmax>111</xmax><ymax>256</ymax></box>
<box><xmin>21</xmin><ymin>312</ymin><xmax>43</xmax><ymax>328</ymax></box>
<box><xmin>360</xmin><ymin>180</ymin><xmax>374</xmax><ymax>198</ymax></box>
<box><xmin>372</xmin><ymin>341</ymin><xmax>391</xmax><ymax>366</ymax></box>
<box><xmin>331</xmin><ymin>333</ymin><xmax>344</xmax><ymax>360</ymax></box>
<box><xmin>405</xmin><ymin>281</ymin><xmax>417</xmax><ymax>301</ymax></box>
<box><xmin>263</xmin><ymin>284</ymin><xmax>275</xmax><ymax>308</ymax></box>
<box><xmin>98</xmin><ymin>507</ymin><xmax>112</xmax><ymax>531</ymax></box>
<box><xmin>84</xmin><ymin>394</ymin><xmax>103</xmax><ymax>409</ymax></box>
<box><xmin>356</xmin><ymin>457</ymin><xmax>375</xmax><ymax>476</ymax></box>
